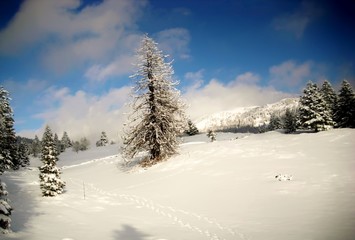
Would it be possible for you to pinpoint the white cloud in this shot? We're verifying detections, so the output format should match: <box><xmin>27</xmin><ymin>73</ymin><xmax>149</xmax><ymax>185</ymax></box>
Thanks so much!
<box><xmin>0</xmin><ymin>0</ymin><xmax>147</xmax><ymax>72</ymax></box>
<box><xmin>84</xmin><ymin>54</ymin><xmax>136</xmax><ymax>82</ymax></box>
<box><xmin>269</xmin><ymin>60</ymin><xmax>313</xmax><ymax>89</ymax></box>
<box><xmin>233</xmin><ymin>72</ymin><xmax>260</xmax><ymax>85</ymax></box>
<box><xmin>156</xmin><ymin>28</ymin><xmax>191</xmax><ymax>59</ymax></box>
<box><xmin>183</xmin><ymin>73</ymin><xmax>292</xmax><ymax>121</ymax></box>
<box><xmin>272</xmin><ymin>1</ymin><xmax>322</xmax><ymax>39</ymax></box>
<box><xmin>18</xmin><ymin>86</ymin><xmax>132</xmax><ymax>143</ymax></box>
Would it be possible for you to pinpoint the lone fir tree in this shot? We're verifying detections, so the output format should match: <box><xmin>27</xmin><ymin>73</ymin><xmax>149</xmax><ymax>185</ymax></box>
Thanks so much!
<box><xmin>39</xmin><ymin>126</ymin><xmax>65</xmax><ymax>197</ymax></box>
<box><xmin>123</xmin><ymin>35</ymin><xmax>186</xmax><ymax>167</ymax></box>
<box><xmin>96</xmin><ymin>131</ymin><xmax>109</xmax><ymax>147</ymax></box>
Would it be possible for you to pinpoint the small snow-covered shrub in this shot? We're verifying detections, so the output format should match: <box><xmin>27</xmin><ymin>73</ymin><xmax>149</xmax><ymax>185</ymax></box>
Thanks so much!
<box><xmin>0</xmin><ymin>180</ymin><xmax>12</xmax><ymax>233</ymax></box>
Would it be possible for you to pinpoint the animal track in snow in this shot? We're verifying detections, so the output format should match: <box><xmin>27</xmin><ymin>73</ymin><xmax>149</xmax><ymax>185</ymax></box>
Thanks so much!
<box><xmin>68</xmin><ymin>178</ymin><xmax>248</xmax><ymax>240</ymax></box>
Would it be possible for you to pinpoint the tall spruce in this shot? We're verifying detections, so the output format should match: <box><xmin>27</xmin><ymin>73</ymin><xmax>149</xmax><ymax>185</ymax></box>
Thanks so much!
<box><xmin>320</xmin><ymin>80</ymin><xmax>337</xmax><ymax>121</ymax></box>
<box><xmin>0</xmin><ymin>86</ymin><xmax>16</xmax><ymax>171</ymax></box>
<box><xmin>39</xmin><ymin>126</ymin><xmax>65</xmax><ymax>197</ymax></box>
<box><xmin>123</xmin><ymin>35</ymin><xmax>186</xmax><ymax>166</ymax></box>
<box><xmin>298</xmin><ymin>81</ymin><xmax>333</xmax><ymax>132</ymax></box>
<box><xmin>334</xmin><ymin>80</ymin><xmax>355</xmax><ymax>128</ymax></box>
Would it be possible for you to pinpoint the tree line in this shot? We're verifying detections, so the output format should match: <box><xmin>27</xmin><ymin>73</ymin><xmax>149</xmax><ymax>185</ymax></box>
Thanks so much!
<box><xmin>268</xmin><ymin>80</ymin><xmax>355</xmax><ymax>133</ymax></box>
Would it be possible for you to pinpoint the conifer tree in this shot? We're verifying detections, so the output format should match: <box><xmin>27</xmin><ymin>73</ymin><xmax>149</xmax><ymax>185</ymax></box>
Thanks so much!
<box><xmin>31</xmin><ymin>135</ymin><xmax>41</xmax><ymax>157</ymax></box>
<box><xmin>268</xmin><ymin>113</ymin><xmax>282</xmax><ymax>131</ymax></box>
<box><xmin>283</xmin><ymin>108</ymin><xmax>298</xmax><ymax>133</ymax></box>
<box><xmin>0</xmin><ymin>180</ymin><xmax>12</xmax><ymax>233</ymax></box>
<box><xmin>96</xmin><ymin>131</ymin><xmax>109</xmax><ymax>147</ymax></box>
<box><xmin>207</xmin><ymin>130</ymin><xmax>216</xmax><ymax>142</ymax></box>
<box><xmin>53</xmin><ymin>133</ymin><xmax>61</xmax><ymax>157</ymax></box>
<box><xmin>320</xmin><ymin>80</ymin><xmax>337</xmax><ymax>121</ymax></box>
<box><xmin>61</xmin><ymin>131</ymin><xmax>72</xmax><ymax>151</ymax></box>
<box><xmin>185</xmin><ymin>120</ymin><xmax>199</xmax><ymax>136</ymax></box>
<box><xmin>334</xmin><ymin>80</ymin><xmax>355</xmax><ymax>128</ymax></box>
<box><xmin>17</xmin><ymin>142</ymin><xmax>30</xmax><ymax>167</ymax></box>
<box><xmin>0</xmin><ymin>86</ymin><xmax>16</xmax><ymax>170</ymax></box>
<box><xmin>298</xmin><ymin>81</ymin><xmax>333</xmax><ymax>132</ymax></box>
<box><xmin>39</xmin><ymin>126</ymin><xmax>65</xmax><ymax>197</ymax></box>
<box><xmin>123</xmin><ymin>35</ymin><xmax>186</xmax><ymax>166</ymax></box>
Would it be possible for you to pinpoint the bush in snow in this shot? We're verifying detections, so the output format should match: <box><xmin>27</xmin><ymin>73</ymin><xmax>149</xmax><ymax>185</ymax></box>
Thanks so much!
<box><xmin>207</xmin><ymin>130</ymin><xmax>216</xmax><ymax>142</ymax></box>
<box><xmin>39</xmin><ymin>126</ymin><xmax>65</xmax><ymax>197</ymax></box>
<box><xmin>0</xmin><ymin>180</ymin><xmax>12</xmax><ymax>233</ymax></box>
<box><xmin>122</xmin><ymin>35</ymin><xmax>186</xmax><ymax>167</ymax></box>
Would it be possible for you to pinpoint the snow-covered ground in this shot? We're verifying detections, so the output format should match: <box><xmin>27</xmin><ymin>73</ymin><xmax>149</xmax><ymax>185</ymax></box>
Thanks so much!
<box><xmin>2</xmin><ymin>129</ymin><xmax>355</xmax><ymax>240</ymax></box>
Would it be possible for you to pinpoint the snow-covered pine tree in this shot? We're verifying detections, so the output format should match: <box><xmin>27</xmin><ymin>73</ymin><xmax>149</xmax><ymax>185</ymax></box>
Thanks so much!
<box><xmin>60</xmin><ymin>131</ymin><xmax>72</xmax><ymax>151</ymax></box>
<box><xmin>298</xmin><ymin>81</ymin><xmax>333</xmax><ymax>132</ymax></box>
<box><xmin>17</xmin><ymin>142</ymin><xmax>30</xmax><ymax>167</ymax></box>
<box><xmin>0</xmin><ymin>180</ymin><xmax>12</xmax><ymax>234</ymax></box>
<box><xmin>0</xmin><ymin>86</ymin><xmax>16</xmax><ymax>171</ymax></box>
<box><xmin>96</xmin><ymin>131</ymin><xmax>109</xmax><ymax>147</ymax></box>
<box><xmin>268</xmin><ymin>113</ymin><xmax>282</xmax><ymax>131</ymax></box>
<box><xmin>185</xmin><ymin>119</ymin><xmax>199</xmax><ymax>136</ymax></box>
<box><xmin>39</xmin><ymin>126</ymin><xmax>65</xmax><ymax>197</ymax></box>
<box><xmin>283</xmin><ymin>108</ymin><xmax>297</xmax><ymax>133</ymax></box>
<box><xmin>122</xmin><ymin>35</ymin><xmax>186</xmax><ymax>167</ymax></box>
<box><xmin>320</xmin><ymin>80</ymin><xmax>337</xmax><ymax>121</ymax></box>
<box><xmin>334</xmin><ymin>80</ymin><xmax>355</xmax><ymax>128</ymax></box>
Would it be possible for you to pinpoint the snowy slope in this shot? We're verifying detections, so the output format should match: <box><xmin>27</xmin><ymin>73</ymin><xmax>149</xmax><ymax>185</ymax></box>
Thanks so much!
<box><xmin>2</xmin><ymin>129</ymin><xmax>355</xmax><ymax>240</ymax></box>
<box><xmin>196</xmin><ymin>98</ymin><xmax>299</xmax><ymax>132</ymax></box>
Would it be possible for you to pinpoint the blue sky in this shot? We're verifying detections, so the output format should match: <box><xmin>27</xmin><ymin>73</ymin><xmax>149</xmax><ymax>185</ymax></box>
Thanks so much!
<box><xmin>0</xmin><ymin>0</ymin><xmax>354</xmax><ymax>140</ymax></box>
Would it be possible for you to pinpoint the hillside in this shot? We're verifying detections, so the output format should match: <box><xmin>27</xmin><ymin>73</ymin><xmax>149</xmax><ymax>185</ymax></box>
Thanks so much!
<box><xmin>196</xmin><ymin>98</ymin><xmax>299</xmax><ymax>132</ymax></box>
<box><xmin>2</xmin><ymin>129</ymin><xmax>355</xmax><ymax>240</ymax></box>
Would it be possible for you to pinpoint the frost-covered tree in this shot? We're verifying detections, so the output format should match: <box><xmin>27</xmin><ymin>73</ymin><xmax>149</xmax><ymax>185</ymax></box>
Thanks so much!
<box><xmin>0</xmin><ymin>180</ymin><xmax>12</xmax><ymax>233</ymax></box>
<box><xmin>0</xmin><ymin>86</ymin><xmax>16</xmax><ymax>171</ymax></box>
<box><xmin>298</xmin><ymin>81</ymin><xmax>333</xmax><ymax>132</ymax></box>
<box><xmin>61</xmin><ymin>131</ymin><xmax>72</xmax><ymax>151</ymax></box>
<box><xmin>123</xmin><ymin>35</ymin><xmax>186</xmax><ymax>166</ymax></box>
<box><xmin>96</xmin><ymin>131</ymin><xmax>109</xmax><ymax>147</ymax></box>
<box><xmin>185</xmin><ymin>120</ymin><xmax>199</xmax><ymax>136</ymax></box>
<box><xmin>320</xmin><ymin>80</ymin><xmax>337</xmax><ymax>121</ymax></box>
<box><xmin>334</xmin><ymin>80</ymin><xmax>355</xmax><ymax>128</ymax></box>
<box><xmin>207</xmin><ymin>130</ymin><xmax>216</xmax><ymax>142</ymax></box>
<box><xmin>39</xmin><ymin>126</ymin><xmax>65</xmax><ymax>197</ymax></box>
<box><xmin>268</xmin><ymin>113</ymin><xmax>282</xmax><ymax>131</ymax></box>
<box><xmin>283</xmin><ymin>108</ymin><xmax>298</xmax><ymax>133</ymax></box>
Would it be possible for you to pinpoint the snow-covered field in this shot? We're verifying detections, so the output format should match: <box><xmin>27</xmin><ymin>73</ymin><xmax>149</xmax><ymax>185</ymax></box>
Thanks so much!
<box><xmin>2</xmin><ymin>129</ymin><xmax>355</xmax><ymax>240</ymax></box>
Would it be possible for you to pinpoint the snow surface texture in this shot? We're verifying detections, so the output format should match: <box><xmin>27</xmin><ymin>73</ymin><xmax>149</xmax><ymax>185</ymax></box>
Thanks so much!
<box><xmin>2</xmin><ymin>129</ymin><xmax>355</xmax><ymax>240</ymax></box>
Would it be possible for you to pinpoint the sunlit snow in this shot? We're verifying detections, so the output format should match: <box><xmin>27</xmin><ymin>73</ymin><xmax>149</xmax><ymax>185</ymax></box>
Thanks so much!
<box><xmin>2</xmin><ymin>129</ymin><xmax>355</xmax><ymax>240</ymax></box>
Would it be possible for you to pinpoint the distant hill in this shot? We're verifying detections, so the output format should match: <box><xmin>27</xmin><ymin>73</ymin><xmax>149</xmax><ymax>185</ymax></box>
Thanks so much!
<box><xmin>195</xmin><ymin>98</ymin><xmax>299</xmax><ymax>132</ymax></box>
